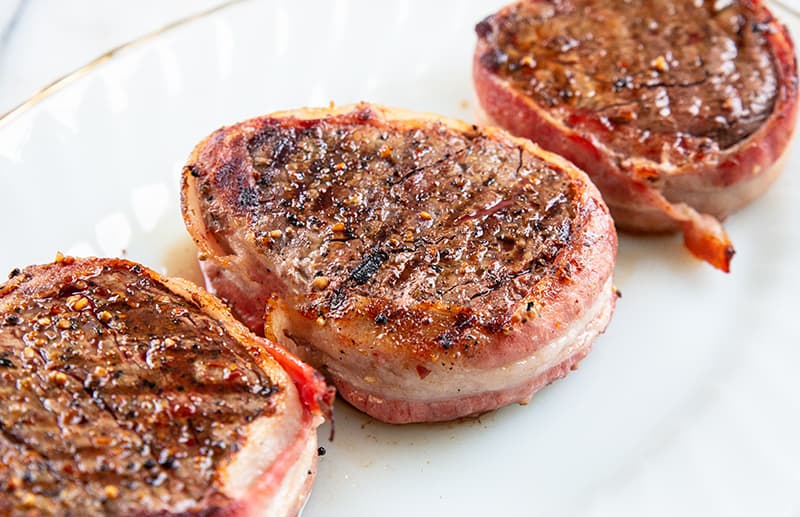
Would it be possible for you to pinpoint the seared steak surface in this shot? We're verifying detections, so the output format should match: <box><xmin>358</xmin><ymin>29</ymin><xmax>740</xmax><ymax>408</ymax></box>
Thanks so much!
<box><xmin>183</xmin><ymin>104</ymin><xmax>617</xmax><ymax>423</ymax></box>
<box><xmin>477</xmin><ymin>0</ymin><xmax>778</xmax><ymax>162</ymax></box>
<box><xmin>194</xmin><ymin>105</ymin><xmax>580</xmax><ymax>338</ymax></box>
<box><xmin>0</xmin><ymin>259</ymin><xmax>291</xmax><ymax>515</ymax></box>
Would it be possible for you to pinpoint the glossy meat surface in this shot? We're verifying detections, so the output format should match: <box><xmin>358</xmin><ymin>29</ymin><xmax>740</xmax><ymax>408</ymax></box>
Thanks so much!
<box><xmin>477</xmin><ymin>0</ymin><xmax>778</xmax><ymax>161</ymax></box>
<box><xmin>191</xmin><ymin>104</ymin><xmax>581</xmax><ymax>337</ymax></box>
<box><xmin>0</xmin><ymin>257</ymin><xmax>327</xmax><ymax>516</ymax></box>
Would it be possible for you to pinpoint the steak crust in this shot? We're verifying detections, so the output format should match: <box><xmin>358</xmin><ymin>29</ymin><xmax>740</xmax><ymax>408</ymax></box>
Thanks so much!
<box><xmin>0</xmin><ymin>257</ymin><xmax>332</xmax><ymax>516</ymax></box>
<box><xmin>474</xmin><ymin>0</ymin><xmax>799</xmax><ymax>272</ymax></box>
<box><xmin>182</xmin><ymin>103</ymin><xmax>617</xmax><ymax>423</ymax></box>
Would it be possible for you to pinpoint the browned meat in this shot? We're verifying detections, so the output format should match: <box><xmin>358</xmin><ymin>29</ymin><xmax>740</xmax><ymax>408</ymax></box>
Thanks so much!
<box><xmin>473</xmin><ymin>0</ymin><xmax>799</xmax><ymax>272</ymax></box>
<box><xmin>0</xmin><ymin>256</ymin><xmax>333</xmax><ymax>516</ymax></box>
<box><xmin>182</xmin><ymin>103</ymin><xmax>617</xmax><ymax>424</ymax></box>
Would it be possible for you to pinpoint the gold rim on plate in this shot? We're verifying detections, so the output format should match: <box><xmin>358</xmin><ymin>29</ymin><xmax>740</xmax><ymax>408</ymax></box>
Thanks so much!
<box><xmin>0</xmin><ymin>0</ymin><xmax>247</xmax><ymax>128</ymax></box>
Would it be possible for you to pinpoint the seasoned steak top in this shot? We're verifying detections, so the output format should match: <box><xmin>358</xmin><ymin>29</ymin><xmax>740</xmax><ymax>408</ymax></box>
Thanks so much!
<box><xmin>476</xmin><ymin>0</ymin><xmax>779</xmax><ymax>163</ymax></box>
<box><xmin>191</xmin><ymin>106</ymin><xmax>583</xmax><ymax>331</ymax></box>
<box><xmin>0</xmin><ymin>259</ymin><xmax>280</xmax><ymax>516</ymax></box>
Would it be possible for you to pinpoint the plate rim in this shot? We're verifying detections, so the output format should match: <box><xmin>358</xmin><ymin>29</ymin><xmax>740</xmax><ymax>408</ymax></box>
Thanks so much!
<box><xmin>0</xmin><ymin>0</ymin><xmax>244</xmax><ymax>128</ymax></box>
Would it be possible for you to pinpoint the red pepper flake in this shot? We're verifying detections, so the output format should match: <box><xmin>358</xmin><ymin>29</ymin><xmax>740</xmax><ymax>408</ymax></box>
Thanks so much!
<box><xmin>416</xmin><ymin>365</ymin><xmax>431</xmax><ymax>379</ymax></box>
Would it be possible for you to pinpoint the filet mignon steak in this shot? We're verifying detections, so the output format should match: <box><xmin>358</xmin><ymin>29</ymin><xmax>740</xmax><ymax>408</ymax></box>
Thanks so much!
<box><xmin>0</xmin><ymin>257</ymin><xmax>333</xmax><ymax>516</ymax></box>
<box><xmin>182</xmin><ymin>103</ymin><xmax>617</xmax><ymax>424</ymax></box>
<box><xmin>473</xmin><ymin>0</ymin><xmax>799</xmax><ymax>272</ymax></box>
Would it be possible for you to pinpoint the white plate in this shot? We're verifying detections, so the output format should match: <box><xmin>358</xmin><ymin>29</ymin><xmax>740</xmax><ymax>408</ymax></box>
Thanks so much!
<box><xmin>1</xmin><ymin>2</ymin><xmax>799</xmax><ymax>515</ymax></box>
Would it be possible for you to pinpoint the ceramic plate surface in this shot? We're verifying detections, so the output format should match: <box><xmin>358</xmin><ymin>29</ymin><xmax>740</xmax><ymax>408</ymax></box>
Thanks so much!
<box><xmin>1</xmin><ymin>2</ymin><xmax>799</xmax><ymax>515</ymax></box>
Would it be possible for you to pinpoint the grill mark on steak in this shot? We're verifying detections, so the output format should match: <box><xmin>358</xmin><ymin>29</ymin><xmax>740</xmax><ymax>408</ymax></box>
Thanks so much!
<box><xmin>195</xmin><ymin>107</ymin><xmax>581</xmax><ymax>333</ymax></box>
<box><xmin>384</xmin><ymin>147</ymin><xmax>468</xmax><ymax>186</ymax></box>
<box><xmin>477</xmin><ymin>0</ymin><xmax>779</xmax><ymax>161</ymax></box>
<box><xmin>0</xmin><ymin>262</ymin><xmax>281</xmax><ymax>515</ymax></box>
